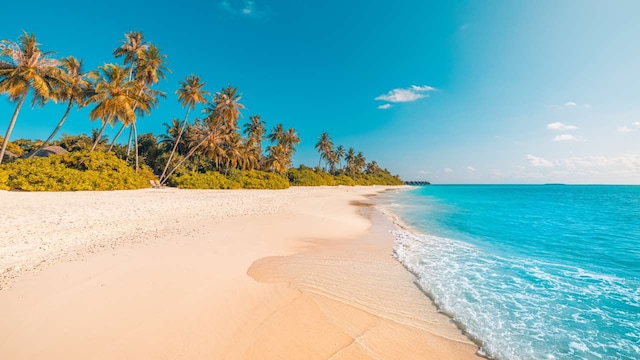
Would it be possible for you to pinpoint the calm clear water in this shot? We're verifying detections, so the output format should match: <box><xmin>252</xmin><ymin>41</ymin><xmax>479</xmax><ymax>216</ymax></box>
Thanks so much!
<box><xmin>380</xmin><ymin>185</ymin><xmax>640</xmax><ymax>360</ymax></box>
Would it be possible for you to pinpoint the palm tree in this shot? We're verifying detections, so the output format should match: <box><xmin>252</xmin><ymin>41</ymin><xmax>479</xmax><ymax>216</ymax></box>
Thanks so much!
<box><xmin>29</xmin><ymin>57</ymin><xmax>92</xmax><ymax>157</ymax></box>
<box><xmin>210</xmin><ymin>85</ymin><xmax>244</xmax><ymax>129</ymax></box>
<box><xmin>159</xmin><ymin>75</ymin><xmax>208</xmax><ymax>183</ymax></box>
<box><xmin>110</xmin><ymin>31</ymin><xmax>148</xmax><ymax>153</ymax></box>
<box><xmin>267</xmin><ymin>123</ymin><xmax>285</xmax><ymax>144</ymax></box>
<box><xmin>354</xmin><ymin>151</ymin><xmax>367</xmax><ymax>173</ymax></box>
<box><xmin>335</xmin><ymin>145</ymin><xmax>346</xmax><ymax>169</ymax></box>
<box><xmin>85</xmin><ymin>64</ymin><xmax>147</xmax><ymax>151</ymax></box>
<box><xmin>0</xmin><ymin>32</ymin><xmax>65</xmax><ymax>164</ymax></box>
<box><xmin>345</xmin><ymin>147</ymin><xmax>356</xmax><ymax>173</ymax></box>
<box><xmin>243</xmin><ymin>114</ymin><xmax>265</xmax><ymax>155</ymax></box>
<box><xmin>314</xmin><ymin>132</ymin><xmax>333</xmax><ymax>170</ymax></box>
<box><xmin>160</xmin><ymin>116</ymin><xmax>229</xmax><ymax>184</ymax></box>
<box><xmin>128</xmin><ymin>44</ymin><xmax>168</xmax><ymax>171</ymax></box>
<box><xmin>265</xmin><ymin>144</ymin><xmax>288</xmax><ymax>173</ymax></box>
<box><xmin>366</xmin><ymin>160</ymin><xmax>380</xmax><ymax>174</ymax></box>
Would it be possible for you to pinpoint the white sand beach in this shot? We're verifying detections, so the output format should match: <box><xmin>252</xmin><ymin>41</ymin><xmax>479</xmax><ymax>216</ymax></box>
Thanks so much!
<box><xmin>0</xmin><ymin>187</ymin><xmax>481</xmax><ymax>359</ymax></box>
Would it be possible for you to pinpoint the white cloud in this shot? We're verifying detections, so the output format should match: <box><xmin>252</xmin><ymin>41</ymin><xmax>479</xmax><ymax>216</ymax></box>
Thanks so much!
<box><xmin>633</xmin><ymin>121</ymin><xmax>640</xmax><ymax>128</ymax></box>
<box><xmin>220</xmin><ymin>0</ymin><xmax>266</xmax><ymax>18</ymax></box>
<box><xmin>443</xmin><ymin>168</ymin><xmax>454</xmax><ymax>173</ymax></box>
<box><xmin>553</xmin><ymin>134</ymin><xmax>578</xmax><ymax>142</ymax></box>
<box><xmin>418</xmin><ymin>170</ymin><xmax>430</xmax><ymax>175</ymax></box>
<box><xmin>375</xmin><ymin>85</ymin><xmax>436</xmax><ymax>103</ymax></box>
<box><xmin>466</xmin><ymin>166</ymin><xmax>476</xmax><ymax>172</ymax></box>
<box><xmin>547</xmin><ymin>122</ymin><xmax>577</xmax><ymax>130</ymax></box>
<box><xmin>377</xmin><ymin>103</ymin><xmax>392</xmax><ymax>110</ymax></box>
<box><xmin>617</xmin><ymin>126</ymin><xmax>633</xmax><ymax>133</ymax></box>
<box><xmin>525</xmin><ymin>154</ymin><xmax>554</xmax><ymax>167</ymax></box>
<box><xmin>564</xmin><ymin>101</ymin><xmax>578</xmax><ymax>107</ymax></box>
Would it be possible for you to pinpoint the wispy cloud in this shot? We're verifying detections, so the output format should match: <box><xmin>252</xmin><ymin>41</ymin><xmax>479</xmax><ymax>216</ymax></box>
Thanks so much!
<box><xmin>219</xmin><ymin>0</ymin><xmax>267</xmax><ymax>18</ymax></box>
<box><xmin>617</xmin><ymin>126</ymin><xmax>633</xmax><ymax>133</ymax></box>
<box><xmin>547</xmin><ymin>122</ymin><xmax>577</xmax><ymax>130</ymax></box>
<box><xmin>553</xmin><ymin>134</ymin><xmax>580</xmax><ymax>142</ymax></box>
<box><xmin>563</xmin><ymin>101</ymin><xmax>578</xmax><ymax>107</ymax></box>
<box><xmin>377</xmin><ymin>103</ymin><xmax>392</xmax><ymax>110</ymax></box>
<box><xmin>466</xmin><ymin>166</ymin><xmax>476</xmax><ymax>172</ymax></box>
<box><xmin>634</xmin><ymin>121</ymin><xmax>640</xmax><ymax>128</ymax></box>
<box><xmin>443</xmin><ymin>167</ymin><xmax>454</xmax><ymax>173</ymax></box>
<box><xmin>525</xmin><ymin>154</ymin><xmax>554</xmax><ymax>167</ymax></box>
<box><xmin>375</xmin><ymin>85</ymin><xmax>436</xmax><ymax>103</ymax></box>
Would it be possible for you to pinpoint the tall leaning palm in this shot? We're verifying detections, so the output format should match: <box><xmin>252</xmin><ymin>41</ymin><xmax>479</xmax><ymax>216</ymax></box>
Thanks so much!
<box><xmin>159</xmin><ymin>75</ymin><xmax>208</xmax><ymax>183</ymax></box>
<box><xmin>210</xmin><ymin>85</ymin><xmax>244</xmax><ymax>129</ymax></box>
<box><xmin>29</xmin><ymin>57</ymin><xmax>92</xmax><ymax>157</ymax></box>
<box><xmin>0</xmin><ymin>32</ymin><xmax>64</xmax><ymax>164</ymax></box>
<box><xmin>85</xmin><ymin>64</ymin><xmax>147</xmax><ymax>151</ymax></box>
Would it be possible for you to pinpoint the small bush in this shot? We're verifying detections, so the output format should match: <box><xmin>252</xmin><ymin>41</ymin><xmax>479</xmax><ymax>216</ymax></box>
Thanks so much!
<box><xmin>0</xmin><ymin>151</ymin><xmax>155</xmax><ymax>191</ymax></box>
<box><xmin>0</xmin><ymin>169</ymin><xmax>8</xmax><ymax>190</ymax></box>
<box><xmin>173</xmin><ymin>170</ymin><xmax>290</xmax><ymax>189</ymax></box>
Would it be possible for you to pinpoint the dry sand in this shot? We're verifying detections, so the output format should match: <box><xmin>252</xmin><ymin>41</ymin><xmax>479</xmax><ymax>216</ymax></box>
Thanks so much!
<box><xmin>0</xmin><ymin>187</ymin><xmax>481</xmax><ymax>359</ymax></box>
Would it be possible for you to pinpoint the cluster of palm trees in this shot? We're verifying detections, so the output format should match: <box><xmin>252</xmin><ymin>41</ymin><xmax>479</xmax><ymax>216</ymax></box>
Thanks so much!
<box><xmin>0</xmin><ymin>31</ymin><xmax>301</xmax><ymax>180</ymax></box>
<box><xmin>1</xmin><ymin>31</ymin><xmax>391</xmax><ymax>184</ymax></box>
<box><xmin>0</xmin><ymin>31</ymin><xmax>166</xmax><ymax>168</ymax></box>
<box><xmin>314</xmin><ymin>132</ymin><xmax>379</xmax><ymax>175</ymax></box>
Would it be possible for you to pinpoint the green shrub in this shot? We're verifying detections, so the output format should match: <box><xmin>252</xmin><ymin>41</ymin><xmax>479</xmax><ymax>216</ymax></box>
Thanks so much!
<box><xmin>0</xmin><ymin>151</ymin><xmax>155</xmax><ymax>191</ymax></box>
<box><xmin>172</xmin><ymin>170</ymin><xmax>290</xmax><ymax>189</ymax></box>
<box><xmin>287</xmin><ymin>167</ymin><xmax>337</xmax><ymax>186</ymax></box>
<box><xmin>0</xmin><ymin>169</ymin><xmax>8</xmax><ymax>190</ymax></box>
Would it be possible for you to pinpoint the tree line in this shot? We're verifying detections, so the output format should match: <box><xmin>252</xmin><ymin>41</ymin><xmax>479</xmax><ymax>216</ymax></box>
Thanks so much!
<box><xmin>0</xmin><ymin>31</ymin><xmax>400</xmax><ymax>186</ymax></box>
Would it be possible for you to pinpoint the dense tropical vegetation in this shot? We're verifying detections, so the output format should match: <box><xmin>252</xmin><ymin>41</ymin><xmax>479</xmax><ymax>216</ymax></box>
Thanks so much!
<box><xmin>0</xmin><ymin>31</ymin><xmax>402</xmax><ymax>191</ymax></box>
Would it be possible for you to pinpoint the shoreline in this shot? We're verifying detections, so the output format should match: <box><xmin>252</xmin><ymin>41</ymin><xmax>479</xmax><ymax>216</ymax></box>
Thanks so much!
<box><xmin>0</xmin><ymin>187</ymin><xmax>480</xmax><ymax>359</ymax></box>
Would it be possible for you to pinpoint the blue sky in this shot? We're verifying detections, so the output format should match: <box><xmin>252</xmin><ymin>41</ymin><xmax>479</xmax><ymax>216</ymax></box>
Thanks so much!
<box><xmin>1</xmin><ymin>0</ymin><xmax>639</xmax><ymax>184</ymax></box>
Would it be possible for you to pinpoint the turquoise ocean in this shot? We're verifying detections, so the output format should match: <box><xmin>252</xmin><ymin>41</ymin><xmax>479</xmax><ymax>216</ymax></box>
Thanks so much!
<box><xmin>380</xmin><ymin>185</ymin><xmax>640</xmax><ymax>360</ymax></box>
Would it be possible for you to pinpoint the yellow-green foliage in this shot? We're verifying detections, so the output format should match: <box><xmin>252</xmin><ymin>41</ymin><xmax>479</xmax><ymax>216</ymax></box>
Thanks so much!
<box><xmin>0</xmin><ymin>137</ymin><xmax>24</xmax><ymax>157</ymax></box>
<box><xmin>173</xmin><ymin>170</ymin><xmax>290</xmax><ymax>190</ymax></box>
<box><xmin>288</xmin><ymin>167</ymin><xmax>404</xmax><ymax>186</ymax></box>
<box><xmin>0</xmin><ymin>169</ymin><xmax>8</xmax><ymax>190</ymax></box>
<box><xmin>0</xmin><ymin>151</ymin><xmax>155</xmax><ymax>191</ymax></box>
<box><xmin>287</xmin><ymin>167</ymin><xmax>337</xmax><ymax>186</ymax></box>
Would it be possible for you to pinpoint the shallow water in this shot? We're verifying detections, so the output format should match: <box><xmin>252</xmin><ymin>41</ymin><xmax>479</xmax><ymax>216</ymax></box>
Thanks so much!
<box><xmin>380</xmin><ymin>185</ymin><xmax>640</xmax><ymax>360</ymax></box>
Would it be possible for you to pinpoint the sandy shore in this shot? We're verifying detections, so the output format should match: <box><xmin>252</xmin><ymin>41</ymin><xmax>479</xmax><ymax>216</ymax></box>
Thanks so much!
<box><xmin>0</xmin><ymin>187</ymin><xmax>481</xmax><ymax>359</ymax></box>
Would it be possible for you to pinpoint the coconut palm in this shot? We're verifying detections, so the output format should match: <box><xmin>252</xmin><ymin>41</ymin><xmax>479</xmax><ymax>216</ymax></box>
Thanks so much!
<box><xmin>128</xmin><ymin>44</ymin><xmax>168</xmax><ymax>171</ymax></box>
<box><xmin>159</xmin><ymin>75</ymin><xmax>208</xmax><ymax>182</ymax></box>
<box><xmin>0</xmin><ymin>32</ymin><xmax>65</xmax><ymax>164</ymax></box>
<box><xmin>110</xmin><ymin>31</ymin><xmax>148</xmax><ymax>151</ymax></box>
<box><xmin>366</xmin><ymin>160</ymin><xmax>380</xmax><ymax>174</ymax></box>
<box><xmin>314</xmin><ymin>132</ymin><xmax>333</xmax><ymax>170</ymax></box>
<box><xmin>160</xmin><ymin>116</ymin><xmax>229</xmax><ymax>184</ymax></box>
<box><xmin>85</xmin><ymin>64</ymin><xmax>147</xmax><ymax>151</ymax></box>
<box><xmin>354</xmin><ymin>151</ymin><xmax>367</xmax><ymax>173</ymax></box>
<box><xmin>345</xmin><ymin>147</ymin><xmax>356</xmax><ymax>172</ymax></box>
<box><xmin>243</xmin><ymin>114</ymin><xmax>265</xmax><ymax>155</ymax></box>
<box><xmin>210</xmin><ymin>85</ymin><xmax>244</xmax><ymax>129</ymax></box>
<box><xmin>267</xmin><ymin>123</ymin><xmax>285</xmax><ymax>144</ymax></box>
<box><xmin>29</xmin><ymin>57</ymin><xmax>93</xmax><ymax>157</ymax></box>
<box><xmin>335</xmin><ymin>145</ymin><xmax>346</xmax><ymax>169</ymax></box>
<box><xmin>265</xmin><ymin>144</ymin><xmax>288</xmax><ymax>173</ymax></box>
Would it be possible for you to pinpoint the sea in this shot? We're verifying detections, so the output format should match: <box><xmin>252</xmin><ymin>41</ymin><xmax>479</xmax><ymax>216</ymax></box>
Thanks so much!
<box><xmin>379</xmin><ymin>185</ymin><xmax>640</xmax><ymax>360</ymax></box>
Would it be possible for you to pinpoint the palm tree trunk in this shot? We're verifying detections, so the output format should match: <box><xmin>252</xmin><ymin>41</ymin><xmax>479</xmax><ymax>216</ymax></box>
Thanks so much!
<box><xmin>0</xmin><ymin>92</ymin><xmax>28</xmax><ymax>165</ymax></box>
<box><xmin>125</xmin><ymin>127</ymin><xmax>133</xmax><ymax>161</ymax></box>
<box><xmin>108</xmin><ymin>123</ymin><xmax>127</xmax><ymax>152</ymax></box>
<box><xmin>90</xmin><ymin>122</ymin><xmax>108</xmax><ymax>152</ymax></box>
<box><xmin>133</xmin><ymin>123</ymin><xmax>139</xmax><ymax>172</ymax></box>
<box><xmin>29</xmin><ymin>99</ymin><xmax>74</xmax><ymax>158</ymax></box>
<box><xmin>161</xmin><ymin>134</ymin><xmax>210</xmax><ymax>185</ymax></box>
<box><xmin>159</xmin><ymin>107</ymin><xmax>191</xmax><ymax>183</ymax></box>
